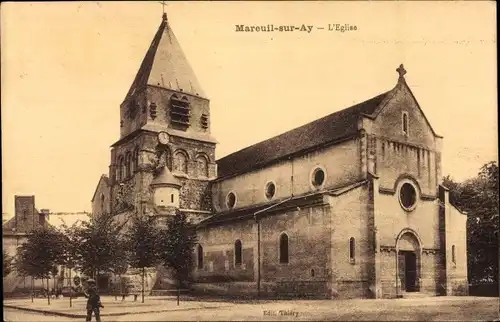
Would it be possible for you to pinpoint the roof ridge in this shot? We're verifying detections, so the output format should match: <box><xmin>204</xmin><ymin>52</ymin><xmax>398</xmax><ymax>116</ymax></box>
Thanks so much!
<box><xmin>217</xmin><ymin>90</ymin><xmax>390</xmax><ymax>163</ymax></box>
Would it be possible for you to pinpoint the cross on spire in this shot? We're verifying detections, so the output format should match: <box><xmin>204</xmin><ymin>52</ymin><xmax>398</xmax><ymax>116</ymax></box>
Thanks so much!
<box><xmin>159</xmin><ymin>1</ymin><xmax>167</xmax><ymax>13</ymax></box>
<box><xmin>158</xmin><ymin>1</ymin><xmax>168</xmax><ymax>20</ymax></box>
<box><xmin>396</xmin><ymin>64</ymin><xmax>407</xmax><ymax>79</ymax></box>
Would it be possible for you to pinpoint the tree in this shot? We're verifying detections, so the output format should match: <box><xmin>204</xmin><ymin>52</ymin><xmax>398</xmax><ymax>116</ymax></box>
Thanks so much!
<box><xmin>444</xmin><ymin>161</ymin><xmax>499</xmax><ymax>285</ymax></box>
<box><xmin>110</xmin><ymin>252</ymin><xmax>128</xmax><ymax>301</ymax></box>
<box><xmin>70</xmin><ymin>212</ymin><xmax>126</xmax><ymax>288</ymax></box>
<box><xmin>109</xmin><ymin>236</ymin><xmax>129</xmax><ymax>301</ymax></box>
<box><xmin>16</xmin><ymin>225</ymin><xmax>66</xmax><ymax>305</ymax></box>
<box><xmin>123</xmin><ymin>214</ymin><xmax>160</xmax><ymax>303</ymax></box>
<box><xmin>57</xmin><ymin>219</ymin><xmax>83</xmax><ymax>307</ymax></box>
<box><xmin>51</xmin><ymin>266</ymin><xmax>59</xmax><ymax>293</ymax></box>
<box><xmin>157</xmin><ymin>210</ymin><xmax>198</xmax><ymax>305</ymax></box>
<box><xmin>3</xmin><ymin>250</ymin><xmax>13</xmax><ymax>277</ymax></box>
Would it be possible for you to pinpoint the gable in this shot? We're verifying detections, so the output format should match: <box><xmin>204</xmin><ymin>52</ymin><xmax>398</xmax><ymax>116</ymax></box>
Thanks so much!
<box><xmin>91</xmin><ymin>175</ymin><xmax>110</xmax><ymax>202</ymax></box>
<box><xmin>369</xmin><ymin>82</ymin><xmax>439</xmax><ymax>148</ymax></box>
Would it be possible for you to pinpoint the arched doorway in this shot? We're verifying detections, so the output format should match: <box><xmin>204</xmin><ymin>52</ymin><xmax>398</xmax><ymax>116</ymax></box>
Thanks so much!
<box><xmin>396</xmin><ymin>230</ymin><xmax>421</xmax><ymax>293</ymax></box>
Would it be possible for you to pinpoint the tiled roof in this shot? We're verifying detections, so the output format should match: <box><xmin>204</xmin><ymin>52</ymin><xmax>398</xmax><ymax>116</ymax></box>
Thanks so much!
<box><xmin>2</xmin><ymin>208</ymin><xmax>53</xmax><ymax>235</ymax></box>
<box><xmin>198</xmin><ymin>180</ymin><xmax>367</xmax><ymax>227</ymax></box>
<box><xmin>151</xmin><ymin>166</ymin><xmax>181</xmax><ymax>187</ymax></box>
<box><xmin>124</xmin><ymin>13</ymin><xmax>206</xmax><ymax>101</ymax></box>
<box><xmin>197</xmin><ymin>193</ymin><xmax>326</xmax><ymax>228</ymax></box>
<box><xmin>216</xmin><ymin>91</ymin><xmax>390</xmax><ymax>179</ymax></box>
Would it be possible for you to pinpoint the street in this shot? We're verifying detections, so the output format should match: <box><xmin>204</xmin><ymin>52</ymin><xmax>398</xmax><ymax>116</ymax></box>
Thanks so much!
<box><xmin>4</xmin><ymin>297</ymin><xmax>499</xmax><ymax>321</ymax></box>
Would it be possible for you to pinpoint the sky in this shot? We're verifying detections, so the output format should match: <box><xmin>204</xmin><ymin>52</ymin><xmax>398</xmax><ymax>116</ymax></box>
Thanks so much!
<box><xmin>1</xmin><ymin>1</ymin><xmax>497</xmax><ymax>217</ymax></box>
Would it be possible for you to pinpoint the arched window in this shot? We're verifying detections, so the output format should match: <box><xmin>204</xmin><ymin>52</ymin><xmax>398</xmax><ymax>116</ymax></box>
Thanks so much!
<box><xmin>452</xmin><ymin>245</ymin><xmax>456</xmax><ymax>264</ymax></box>
<box><xmin>121</xmin><ymin>156</ymin><xmax>127</xmax><ymax>179</ymax></box>
<box><xmin>174</xmin><ymin>151</ymin><xmax>188</xmax><ymax>174</ymax></box>
<box><xmin>164</xmin><ymin>148</ymin><xmax>172</xmax><ymax>170</ymax></box>
<box><xmin>402</xmin><ymin>112</ymin><xmax>409</xmax><ymax>135</ymax></box>
<box><xmin>310</xmin><ymin>269</ymin><xmax>315</xmax><ymax>277</ymax></box>
<box><xmin>125</xmin><ymin>152</ymin><xmax>132</xmax><ymax>178</ymax></box>
<box><xmin>117</xmin><ymin>156</ymin><xmax>123</xmax><ymax>181</ymax></box>
<box><xmin>196</xmin><ymin>155</ymin><xmax>209</xmax><ymax>178</ymax></box>
<box><xmin>100</xmin><ymin>194</ymin><xmax>105</xmax><ymax>214</ymax></box>
<box><xmin>349</xmin><ymin>237</ymin><xmax>356</xmax><ymax>263</ymax></box>
<box><xmin>133</xmin><ymin>148</ymin><xmax>140</xmax><ymax>173</ymax></box>
<box><xmin>234</xmin><ymin>240</ymin><xmax>242</xmax><ymax>266</ymax></box>
<box><xmin>197</xmin><ymin>244</ymin><xmax>203</xmax><ymax>269</ymax></box>
<box><xmin>279</xmin><ymin>233</ymin><xmax>289</xmax><ymax>264</ymax></box>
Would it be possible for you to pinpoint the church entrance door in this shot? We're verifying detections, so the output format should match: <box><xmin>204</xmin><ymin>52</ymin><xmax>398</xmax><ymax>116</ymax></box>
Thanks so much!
<box><xmin>396</xmin><ymin>230</ymin><xmax>421</xmax><ymax>294</ymax></box>
<box><xmin>401</xmin><ymin>251</ymin><xmax>417</xmax><ymax>292</ymax></box>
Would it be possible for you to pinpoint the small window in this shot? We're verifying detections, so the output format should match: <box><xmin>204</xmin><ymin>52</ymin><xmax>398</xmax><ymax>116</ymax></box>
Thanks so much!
<box><xmin>226</xmin><ymin>192</ymin><xmax>236</xmax><ymax>209</ymax></box>
<box><xmin>100</xmin><ymin>194</ymin><xmax>105</xmax><ymax>214</ymax></box>
<box><xmin>402</xmin><ymin>112</ymin><xmax>409</xmax><ymax>135</ymax></box>
<box><xmin>452</xmin><ymin>245</ymin><xmax>456</xmax><ymax>264</ymax></box>
<box><xmin>312</xmin><ymin>168</ymin><xmax>326</xmax><ymax>187</ymax></box>
<box><xmin>310</xmin><ymin>269</ymin><xmax>315</xmax><ymax>277</ymax></box>
<box><xmin>265</xmin><ymin>182</ymin><xmax>276</xmax><ymax>200</ymax></box>
<box><xmin>399</xmin><ymin>182</ymin><xmax>417</xmax><ymax>211</ymax></box>
<box><xmin>197</xmin><ymin>244</ymin><xmax>203</xmax><ymax>269</ymax></box>
<box><xmin>349</xmin><ymin>237</ymin><xmax>356</xmax><ymax>263</ymax></box>
<box><xmin>171</xmin><ymin>194</ymin><xmax>174</xmax><ymax>203</ymax></box>
<box><xmin>234</xmin><ymin>240</ymin><xmax>242</xmax><ymax>266</ymax></box>
<box><xmin>279</xmin><ymin>233</ymin><xmax>289</xmax><ymax>264</ymax></box>
<box><xmin>201</xmin><ymin>114</ymin><xmax>209</xmax><ymax>129</ymax></box>
<box><xmin>134</xmin><ymin>148</ymin><xmax>140</xmax><ymax>172</ymax></box>
<box><xmin>117</xmin><ymin>157</ymin><xmax>124</xmax><ymax>181</ymax></box>
<box><xmin>125</xmin><ymin>152</ymin><xmax>132</xmax><ymax>178</ymax></box>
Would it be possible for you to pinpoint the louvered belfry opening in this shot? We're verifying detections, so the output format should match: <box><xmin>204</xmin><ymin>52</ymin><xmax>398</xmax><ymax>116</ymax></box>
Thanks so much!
<box><xmin>170</xmin><ymin>95</ymin><xmax>190</xmax><ymax>127</ymax></box>
<box><xmin>201</xmin><ymin>114</ymin><xmax>209</xmax><ymax>129</ymax></box>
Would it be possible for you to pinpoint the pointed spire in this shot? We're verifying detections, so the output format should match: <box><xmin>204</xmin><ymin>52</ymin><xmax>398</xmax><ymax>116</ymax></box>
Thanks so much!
<box><xmin>124</xmin><ymin>12</ymin><xmax>206</xmax><ymax>101</ymax></box>
<box><xmin>150</xmin><ymin>166</ymin><xmax>181</xmax><ymax>188</ymax></box>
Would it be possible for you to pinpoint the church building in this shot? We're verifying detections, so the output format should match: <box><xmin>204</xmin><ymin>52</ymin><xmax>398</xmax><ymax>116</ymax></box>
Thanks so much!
<box><xmin>92</xmin><ymin>12</ymin><xmax>468</xmax><ymax>299</ymax></box>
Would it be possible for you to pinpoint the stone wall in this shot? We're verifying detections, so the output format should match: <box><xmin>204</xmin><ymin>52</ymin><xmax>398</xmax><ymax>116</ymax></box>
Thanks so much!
<box><xmin>194</xmin><ymin>202</ymin><xmax>334</xmax><ymax>299</ymax></box>
<box><xmin>328</xmin><ymin>184</ymin><xmax>373</xmax><ymax>298</ymax></box>
<box><xmin>212</xmin><ymin>139</ymin><xmax>362</xmax><ymax>213</ymax></box>
<box><xmin>445</xmin><ymin>203</ymin><xmax>469</xmax><ymax>295</ymax></box>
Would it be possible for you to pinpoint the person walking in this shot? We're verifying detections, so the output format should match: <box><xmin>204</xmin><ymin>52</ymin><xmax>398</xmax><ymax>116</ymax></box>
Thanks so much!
<box><xmin>84</xmin><ymin>279</ymin><xmax>104</xmax><ymax>322</ymax></box>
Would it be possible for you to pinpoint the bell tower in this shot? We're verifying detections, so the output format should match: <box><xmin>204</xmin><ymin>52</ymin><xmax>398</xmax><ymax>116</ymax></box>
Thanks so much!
<box><xmin>108</xmin><ymin>12</ymin><xmax>217</xmax><ymax>225</ymax></box>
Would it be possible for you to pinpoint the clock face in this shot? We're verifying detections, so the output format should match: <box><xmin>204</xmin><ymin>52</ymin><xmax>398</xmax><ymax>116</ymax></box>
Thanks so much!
<box><xmin>158</xmin><ymin>131</ymin><xmax>169</xmax><ymax>145</ymax></box>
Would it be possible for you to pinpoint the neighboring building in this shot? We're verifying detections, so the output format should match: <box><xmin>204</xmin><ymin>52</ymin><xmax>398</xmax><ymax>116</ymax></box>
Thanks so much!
<box><xmin>3</xmin><ymin>196</ymin><xmax>50</xmax><ymax>294</ymax></box>
<box><xmin>91</xmin><ymin>174</ymin><xmax>111</xmax><ymax>216</ymax></box>
<box><xmin>92</xmin><ymin>11</ymin><xmax>468</xmax><ymax>299</ymax></box>
<box><xmin>2</xmin><ymin>196</ymin><xmax>88</xmax><ymax>295</ymax></box>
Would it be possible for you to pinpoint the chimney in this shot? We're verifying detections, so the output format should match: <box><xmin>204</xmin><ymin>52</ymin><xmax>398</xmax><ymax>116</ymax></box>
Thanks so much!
<box><xmin>40</xmin><ymin>209</ymin><xmax>50</xmax><ymax>225</ymax></box>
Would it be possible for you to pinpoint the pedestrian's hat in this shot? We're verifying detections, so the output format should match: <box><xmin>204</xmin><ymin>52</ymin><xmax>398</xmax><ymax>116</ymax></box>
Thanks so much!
<box><xmin>87</xmin><ymin>279</ymin><xmax>96</xmax><ymax>284</ymax></box>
